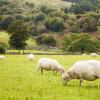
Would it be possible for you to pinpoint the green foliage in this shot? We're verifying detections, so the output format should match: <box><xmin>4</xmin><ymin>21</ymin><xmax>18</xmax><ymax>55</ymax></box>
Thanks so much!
<box><xmin>0</xmin><ymin>43</ymin><xmax>6</xmax><ymax>54</ymax></box>
<box><xmin>43</xmin><ymin>34</ymin><xmax>56</xmax><ymax>46</ymax></box>
<box><xmin>36</xmin><ymin>34</ymin><xmax>56</xmax><ymax>46</ymax></box>
<box><xmin>45</xmin><ymin>17</ymin><xmax>64</xmax><ymax>32</ymax></box>
<box><xmin>36</xmin><ymin>35</ymin><xmax>44</xmax><ymax>45</ymax></box>
<box><xmin>0</xmin><ymin>15</ymin><xmax>14</xmax><ymax>30</ymax></box>
<box><xmin>35</xmin><ymin>13</ymin><xmax>45</xmax><ymax>22</ymax></box>
<box><xmin>78</xmin><ymin>17</ymin><xmax>97</xmax><ymax>32</ymax></box>
<box><xmin>70</xmin><ymin>23</ymin><xmax>80</xmax><ymax>33</ymax></box>
<box><xmin>62</xmin><ymin>33</ymin><xmax>79</xmax><ymax>51</ymax></box>
<box><xmin>40</xmin><ymin>5</ymin><xmax>55</xmax><ymax>14</ymax></box>
<box><xmin>70</xmin><ymin>0</ymin><xmax>100</xmax><ymax>14</ymax></box>
<box><xmin>7</xmin><ymin>20</ymin><xmax>29</xmax><ymax>50</ymax></box>
<box><xmin>62</xmin><ymin>33</ymin><xmax>100</xmax><ymax>53</ymax></box>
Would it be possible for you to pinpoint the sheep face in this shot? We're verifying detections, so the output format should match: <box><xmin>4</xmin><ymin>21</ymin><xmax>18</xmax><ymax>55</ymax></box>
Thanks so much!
<box><xmin>59</xmin><ymin>68</ymin><xmax>65</xmax><ymax>74</ymax></box>
<box><xmin>62</xmin><ymin>72</ymin><xmax>71</xmax><ymax>85</ymax></box>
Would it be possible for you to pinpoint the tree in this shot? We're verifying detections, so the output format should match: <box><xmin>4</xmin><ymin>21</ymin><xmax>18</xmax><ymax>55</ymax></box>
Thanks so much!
<box><xmin>7</xmin><ymin>20</ymin><xmax>29</xmax><ymax>54</ymax></box>
<box><xmin>78</xmin><ymin>17</ymin><xmax>97</xmax><ymax>32</ymax></box>
<box><xmin>43</xmin><ymin>34</ymin><xmax>56</xmax><ymax>46</ymax></box>
<box><xmin>0</xmin><ymin>15</ymin><xmax>14</xmax><ymax>30</ymax></box>
<box><xmin>62</xmin><ymin>33</ymin><xmax>79</xmax><ymax>51</ymax></box>
<box><xmin>45</xmin><ymin>17</ymin><xmax>64</xmax><ymax>32</ymax></box>
<box><xmin>0</xmin><ymin>43</ymin><xmax>6</xmax><ymax>54</ymax></box>
<box><xmin>34</xmin><ymin>13</ymin><xmax>45</xmax><ymax>22</ymax></box>
<box><xmin>62</xmin><ymin>33</ymin><xmax>100</xmax><ymax>54</ymax></box>
<box><xmin>36</xmin><ymin>34</ymin><xmax>56</xmax><ymax>46</ymax></box>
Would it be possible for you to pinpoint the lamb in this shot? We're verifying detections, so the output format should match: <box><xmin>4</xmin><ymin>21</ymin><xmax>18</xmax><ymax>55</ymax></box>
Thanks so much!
<box><xmin>37</xmin><ymin>58</ymin><xmax>65</xmax><ymax>74</ymax></box>
<box><xmin>62</xmin><ymin>60</ymin><xmax>100</xmax><ymax>86</ymax></box>
<box><xmin>27</xmin><ymin>53</ymin><xmax>35</xmax><ymax>61</ymax></box>
<box><xmin>0</xmin><ymin>55</ymin><xmax>6</xmax><ymax>59</ymax></box>
<box><xmin>91</xmin><ymin>53</ymin><xmax>97</xmax><ymax>57</ymax></box>
<box><xmin>82</xmin><ymin>54</ymin><xmax>87</xmax><ymax>56</ymax></box>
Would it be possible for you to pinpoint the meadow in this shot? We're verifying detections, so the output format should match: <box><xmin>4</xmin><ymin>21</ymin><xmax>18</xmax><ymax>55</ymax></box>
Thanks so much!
<box><xmin>0</xmin><ymin>55</ymin><xmax>100</xmax><ymax>100</ymax></box>
<box><xmin>0</xmin><ymin>31</ymin><xmax>37</xmax><ymax>49</ymax></box>
<box><xmin>26</xmin><ymin>0</ymin><xmax>72</xmax><ymax>8</ymax></box>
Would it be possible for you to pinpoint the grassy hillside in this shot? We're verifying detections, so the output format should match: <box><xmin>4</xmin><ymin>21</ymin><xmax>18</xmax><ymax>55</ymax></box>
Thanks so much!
<box><xmin>26</xmin><ymin>0</ymin><xmax>72</xmax><ymax>8</ymax></box>
<box><xmin>0</xmin><ymin>31</ymin><xmax>9</xmax><ymax>47</ymax></box>
<box><xmin>0</xmin><ymin>31</ymin><xmax>37</xmax><ymax>49</ymax></box>
<box><xmin>0</xmin><ymin>55</ymin><xmax>100</xmax><ymax>99</ymax></box>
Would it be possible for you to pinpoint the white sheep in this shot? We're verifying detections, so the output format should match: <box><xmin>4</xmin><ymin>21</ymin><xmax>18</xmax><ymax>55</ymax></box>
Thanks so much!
<box><xmin>82</xmin><ymin>54</ymin><xmax>87</xmax><ymax>56</ymax></box>
<box><xmin>62</xmin><ymin>60</ymin><xmax>100</xmax><ymax>86</ymax></box>
<box><xmin>27</xmin><ymin>53</ymin><xmax>35</xmax><ymax>61</ymax></box>
<box><xmin>0</xmin><ymin>55</ymin><xmax>6</xmax><ymax>59</ymax></box>
<box><xmin>91</xmin><ymin>53</ymin><xmax>97</xmax><ymax>57</ymax></box>
<box><xmin>37</xmin><ymin>58</ymin><xmax>65</xmax><ymax>74</ymax></box>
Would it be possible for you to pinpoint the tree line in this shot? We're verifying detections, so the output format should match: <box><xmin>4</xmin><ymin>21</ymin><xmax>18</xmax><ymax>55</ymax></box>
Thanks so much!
<box><xmin>0</xmin><ymin>0</ymin><xmax>100</xmax><ymax>54</ymax></box>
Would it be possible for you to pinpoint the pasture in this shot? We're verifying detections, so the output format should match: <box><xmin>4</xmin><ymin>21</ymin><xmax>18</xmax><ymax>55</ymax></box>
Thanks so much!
<box><xmin>26</xmin><ymin>0</ymin><xmax>72</xmax><ymax>8</ymax></box>
<box><xmin>0</xmin><ymin>55</ymin><xmax>100</xmax><ymax>100</ymax></box>
<box><xmin>0</xmin><ymin>31</ymin><xmax>37</xmax><ymax>49</ymax></box>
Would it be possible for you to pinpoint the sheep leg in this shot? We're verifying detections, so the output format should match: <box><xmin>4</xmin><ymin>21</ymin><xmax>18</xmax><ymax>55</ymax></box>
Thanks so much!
<box><xmin>52</xmin><ymin>70</ymin><xmax>57</xmax><ymax>75</ymax></box>
<box><xmin>52</xmin><ymin>70</ymin><xmax>55</xmax><ymax>74</ymax></box>
<box><xmin>79</xmin><ymin>79</ymin><xmax>83</xmax><ymax>87</ymax></box>
<box><xmin>40</xmin><ymin>68</ymin><xmax>43</xmax><ymax>74</ymax></box>
<box><xmin>54</xmin><ymin>71</ymin><xmax>57</xmax><ymax>74</ymax></box>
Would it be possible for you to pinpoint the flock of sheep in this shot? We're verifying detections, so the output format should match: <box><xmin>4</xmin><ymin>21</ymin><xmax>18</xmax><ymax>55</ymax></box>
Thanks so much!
<box><xmin>0</xmin><ymin>53</ymin><xmax>100</xmax><ymax>86</ymax></box>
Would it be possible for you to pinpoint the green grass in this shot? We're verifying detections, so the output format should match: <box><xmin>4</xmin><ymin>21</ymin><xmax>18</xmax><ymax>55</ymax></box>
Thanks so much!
<box><xmin>0</xmin><ymin>55</ymin><xmax>100</xmax><ymax>100</ymax></box>
<box><xmin>26</xmin><ymin>0</ymin><xmax>72</xmax><ymax>8</ymax></box>
<box><xmin>0</xmin><ymin>31</ymin><xmax>9</xmax><ymax>46</ymax></box>
<box><xmin>0</xmin><ymin>31</ymin><xmax>37</xmax><ymax>48</ymax></box>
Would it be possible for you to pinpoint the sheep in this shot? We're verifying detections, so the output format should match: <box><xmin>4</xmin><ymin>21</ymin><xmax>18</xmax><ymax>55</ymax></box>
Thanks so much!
<box><xmin>91</xmin><ymin>53</ymin><xmax>97</xmax><ymax>57</ymax></box>
<box><xmin>27</xmin><ymin>53</ymin><xmax>35</xmax><ymax>61</ymax></box>
<box><xmin>0</xmin><ymin>55</ymin><xmax>6</xmax><ymax>59</ymax></box>
<box><xmin>37</xmin><ymin>58</ymin><xmax>65</xmax><ymax>74</ymax></box>
<box><xmin>62</xmin><ymin>60</ymin><xmax>100</xmax><ymax>86</ymax></box>
<box><xmin>82</xmin><ymin>54</ymin><xmax>87</xmax><ymax>56</ymax></box>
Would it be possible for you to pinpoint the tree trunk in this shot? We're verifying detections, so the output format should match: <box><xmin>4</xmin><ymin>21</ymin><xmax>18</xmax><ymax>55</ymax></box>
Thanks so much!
<box><xmin>81</xmin><ymin>47</ymin><xmax>84</xmax><ymax>54</ymax></box>
<box><xmin>19</xmin><ymin>50</ymin><xmax>20</xmax><ymax>54</ymax></box>
<box><xmin>23</xmin><ymin>50</ymin><xmax>24</xmax><ymax>55</ymax></box>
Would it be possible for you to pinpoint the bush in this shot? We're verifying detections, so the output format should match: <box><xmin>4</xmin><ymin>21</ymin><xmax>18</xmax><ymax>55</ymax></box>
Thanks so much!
<box><xmin>50</xmin><ymin>18</ymin><xmax>64</xmax><ymax>32</ymax></box>
<box><xmin>35</xmin><ymin>13</ymin><xmax>45</xmax><ymax>22</ymax></box>
<box><xmin>43</xmin><ymin>35</ymin><xmax>56</xmax><ymax>46</ymax></box>
<box><xmin>36</xmin><ymin>34</ymin><xmax>56</xmax><ymax>46</ymax></box>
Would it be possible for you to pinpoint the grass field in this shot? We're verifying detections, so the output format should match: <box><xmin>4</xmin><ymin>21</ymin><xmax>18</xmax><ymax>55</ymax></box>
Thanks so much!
<box><xmin>0</xmin><ymin>55</ymin><xmax>100</xmax><ymax>100</ymax></box>
<box><xmin>0</xmin><ymin>31</ymin><xmax>9</xmax><ymax>47</ymax></box>
<box><xmin>0</xmin><ymin>31</ymin><xmax>37</xmax><ymax>48</ymax></box>
<box><xmin>26</xmin><ymin>0</ymin><xmax>72</xmax><ymax>8</ymax></box>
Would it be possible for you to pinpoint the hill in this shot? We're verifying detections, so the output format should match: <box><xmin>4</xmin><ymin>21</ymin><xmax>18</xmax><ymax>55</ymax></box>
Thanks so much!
<box><xmin>26</xmin><ymin>0</ymin><xmax>72</xmax><ymax>8</ymax></box>
<box><xmin>0</xmin><ymin>31</ymin><xmax>37</xmax><ymax>49</ymax></box>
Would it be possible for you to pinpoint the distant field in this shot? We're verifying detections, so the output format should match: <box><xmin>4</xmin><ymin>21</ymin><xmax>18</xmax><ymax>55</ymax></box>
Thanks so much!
<box><xmin>26</xmin><ymin>0</ymin><xmax>72</xmax><ymax>8</ymax></box>
<box><xmin>0</xmin><ymin>31</ymin><xmax>37</xmax><ymax>48</ymax></box>
<box><xmin>0</xmin><ymin>31</ymin><xmax>9</xmax><ymax>47</ymax></box>
<box><xmin>0</xmin><ymin>55</ymin><xmax>100</xmax><ymax>100</ymax></box>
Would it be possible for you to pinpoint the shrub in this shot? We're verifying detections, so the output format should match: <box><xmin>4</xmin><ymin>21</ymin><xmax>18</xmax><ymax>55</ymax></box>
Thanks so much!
<box><xmin>36</xmin><ymin>34</ymin><xmax>56</xmax><ymax>46</ymax></box>
<box><xmin>35</xmin><ymin>13</ymin><xmax>45</xmax><ymax>22</ymax></box>
<box><xmin>43</xmin><ymin>35</ymin><xmax>56</xmax><ymax>46</ymax></box>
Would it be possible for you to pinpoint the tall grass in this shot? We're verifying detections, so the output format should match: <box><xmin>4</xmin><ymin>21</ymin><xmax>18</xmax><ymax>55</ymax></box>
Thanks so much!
<box><xmin>0</xmin><ymin>55</ymin><xmax>100</xmax><ymax>100</ymax></box>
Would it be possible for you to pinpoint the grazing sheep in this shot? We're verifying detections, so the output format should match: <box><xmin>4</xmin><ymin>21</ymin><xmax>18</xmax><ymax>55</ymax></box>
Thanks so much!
<box><xmin>27</xmin><ymin>54</ymin><xmax>35</xmax><ymax>61</ymax></box>
<box><xmin>62</xmin><ymin>60</ymin><xmax>100</xmax><ymax>86</ymax></box>
<box><xmin>37</xmin><ymin>58</ymin><xmax>65</xmax><ymax>74</ymax></box>
<box><xmin>91</xmin><ymin>53</ymin><xmax>97</xmax><ymax>57</ymax></box>
<box><xmin>82</xmin><ymin>54</ymin><xmax>87</xmax><ymax>56</ymax></box>
<box><xmin>0</xmin><ymin>55</ymin><xmax>6</xmax><ymax>59</ymax></box>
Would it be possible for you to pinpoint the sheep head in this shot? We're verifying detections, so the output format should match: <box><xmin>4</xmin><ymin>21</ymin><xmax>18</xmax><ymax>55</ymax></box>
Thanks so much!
<box><xmin>62</xmin><ymin>72</ymin><xmax>71</xmax><ymax>85</ymax></box>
